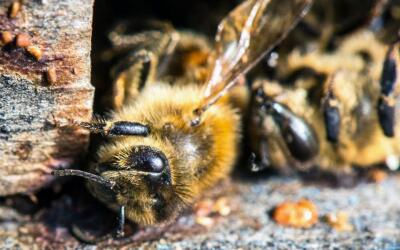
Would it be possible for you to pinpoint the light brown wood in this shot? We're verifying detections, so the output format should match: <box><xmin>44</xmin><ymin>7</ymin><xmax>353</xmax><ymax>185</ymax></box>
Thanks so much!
<box><xmin>0</xmin><ymin>0</ymin><xmax>94</xmax><ymax>195</ymax></box>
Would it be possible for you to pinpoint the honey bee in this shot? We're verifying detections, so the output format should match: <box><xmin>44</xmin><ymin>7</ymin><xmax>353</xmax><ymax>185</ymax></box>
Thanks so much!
<box><xmin>249</xmin><ymin>30</ymin><xmax>400</xmax><ymax>174</ymax></box>
<box><xmin>52</xmin><ymin>0</ymin><xmax>313</xmax><ymax>242</ymax></box>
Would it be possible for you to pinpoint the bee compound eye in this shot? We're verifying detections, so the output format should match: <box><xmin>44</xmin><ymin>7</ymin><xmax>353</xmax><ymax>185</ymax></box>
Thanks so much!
<box><xmin>128</xmin><ymin>146</ymin><xmax>169</xmax><ymax>173</ymax></box>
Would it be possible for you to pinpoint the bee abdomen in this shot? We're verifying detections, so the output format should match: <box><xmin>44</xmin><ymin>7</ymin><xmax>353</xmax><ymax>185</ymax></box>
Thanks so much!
<box><xmin>268</xmin><ymin>102</ymin><xmax>319</xmax><ymax>162</ymax></box>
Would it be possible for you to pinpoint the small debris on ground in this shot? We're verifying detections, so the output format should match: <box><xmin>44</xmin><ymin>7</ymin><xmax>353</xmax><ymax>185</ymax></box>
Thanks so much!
<box><xmin>273</xmin><ymin>198</ymin><xmax>318</xmax><ymax>228</ymax></box>
<box><xmin>9</xmin><ymin>1</ymin><xmax>21</xmax><ymax>18</ymax></box>
<box><xmin>367</xmin><ymin>169</ymin><xmax>388</xmax><ymax>183</ymax></box>
<box><xmin>46</xmin><ymin>67</ymin><xmax>57</xmax><ymax>84</ymax></box>
<box><xmin>1</xmin><ymin>31</ymin><xmax>13</xmax><ymax>45</ymax></box>
<box><xmin>15</xmin><ymin>33</ymin><xmax>32</xmax><ymax>48</ymax></box>
<box><xmin>26</xmin><ymin>46</ymin><xmax>43</xmax><ymax>61</ymax></box>
<box><xmin>324</xmin><ymin>211</ymin><xmax>354</xmax><ymax>232</ymax></box>
<box><xmin>194</xmin><ymin>197</ymin><xmax>231</xmax><ymax>227</ymax></box>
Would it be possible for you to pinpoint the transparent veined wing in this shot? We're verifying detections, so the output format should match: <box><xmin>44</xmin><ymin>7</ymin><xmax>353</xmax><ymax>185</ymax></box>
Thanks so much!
<box><xmin>192</xmin><ymin>0</ymin><xmax>313</xmax><ymax>125</ymax></box>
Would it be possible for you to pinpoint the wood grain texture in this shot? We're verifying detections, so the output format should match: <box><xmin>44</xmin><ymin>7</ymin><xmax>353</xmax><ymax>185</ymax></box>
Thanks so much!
<box><xmin>0</xmin><ymin>0</ymin><xmax>94</xmax><ymax>195</ymax></box>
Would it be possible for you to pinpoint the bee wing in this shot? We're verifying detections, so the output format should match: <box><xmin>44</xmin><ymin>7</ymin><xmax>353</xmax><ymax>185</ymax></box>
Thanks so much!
<box><xmin>197</xmin><ymin>0</ymin><xmax>312</xmax><ymax>114</ymax></box>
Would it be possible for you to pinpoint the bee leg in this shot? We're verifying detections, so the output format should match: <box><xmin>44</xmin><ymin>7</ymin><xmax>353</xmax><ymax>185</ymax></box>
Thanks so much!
<box><xmin>70</xmin><ymin>206</ymin><xmax>127</xmax><ymax>244</ymax></box>
<box><xmin>106</xmin><ymin>21</ymin><xmax>179</xmax><ymax>75</ymax></box>
<box><xmin>377</xmin><ymin>43</ymin><xmax>399</xmax><ymax>137</ymax></box>
<box><xmin>111</xmin><ymin>50</ymin><xmax>157</xmax><ymax>109</ymax></box>
<box><xmin>249</xmin><ymin>88</ymin><xmax>273</xmax><ymax>171</ymax></box>
<box><xmin>80</xmin><ymin>120</ymin><xmax>150</xmax><ymax>137</ymax></box>
<box><xmin>116</xmin><ymin>206</ymin><xmax>125</xmax><ymax>238</ymax></box>
<box><xmin>322</xmin><ymin>74</ymin><xmax>341</xmax><ymax>143</ymax></box>
<box><xmin>249</xmin><ymin>139</ymin><xmax>271</xmax><ymax>172</ymax></box>
<box><xmin>107</xmin><ymin>22</ymin><xmax>180</xmax><ymax>109</ymax></box>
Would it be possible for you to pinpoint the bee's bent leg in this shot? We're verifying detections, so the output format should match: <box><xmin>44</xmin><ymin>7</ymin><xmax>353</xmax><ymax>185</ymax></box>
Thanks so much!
<box><xmin>111</xmin><ymin>50</ymin><xmax>157</xmax><ymax>109</ymax></box>
<box><xmin>107</xmin><ymin>21</ymin><xmax>179</xmax><ymax>71</ymax></box>
<box><xmin>80</xmin><ymin>120</ymin><xmax>150</xmax><ymax>137</ymax></box>
<box><xmin>106</xmin><ymin>22</ymin><xmax>180</xmax><ymax>109</ymax></box>
<box><xmin>249</xmin><ymin>139</ymin><xmax>271</xmax><ymax>172</ymax></box>
<box><xmin>249</xmin><ymin>86</ymin><xmax>271</xmax><ymax>172</ymax></box>
<box><xmin>377</xmin><ymin>42</ymin><xmax>399</xmax><ymax>137</ymax></box>
<box><xmin>116</xmin><ymin>206</ymin><xmax>126</xmax><ymax>238</ymax></box>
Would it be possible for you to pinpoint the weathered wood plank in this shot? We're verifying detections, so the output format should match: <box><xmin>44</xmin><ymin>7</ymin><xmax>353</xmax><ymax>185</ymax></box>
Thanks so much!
<box><xmin>0</xmin><ymin>0</ymin><xmax>94</xmax><ymax>195</ymax></box>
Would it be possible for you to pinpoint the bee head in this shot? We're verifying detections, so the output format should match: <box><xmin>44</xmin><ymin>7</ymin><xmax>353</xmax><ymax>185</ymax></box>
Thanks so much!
<box><xmin>87</xmin><ymin>144</ymin><xmax>189</xmax><ymax>225</ymax></box>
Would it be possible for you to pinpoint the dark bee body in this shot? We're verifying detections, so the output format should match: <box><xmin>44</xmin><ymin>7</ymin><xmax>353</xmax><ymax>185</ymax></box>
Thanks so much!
<box><xmin>250</xmin><ymin>30</ymin><xmax>400</xmax><ymax>173</ymax></box>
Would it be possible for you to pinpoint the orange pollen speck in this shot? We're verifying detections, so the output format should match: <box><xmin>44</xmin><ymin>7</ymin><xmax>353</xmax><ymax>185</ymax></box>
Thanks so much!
<box><xmin>9</xmin><ymin>1</ymin><xmax>21</xmax><ymax>18</ymax></box>
<box><xmin>1</xmin><ymin>31</ymin><xmax>13</xmax><ymax>44</ymax></box>
<box><xmin>273</xmin><ymin>199</ymin><xmax>318</xmax><ymax>228</ymax></box>
<box><xmin>15</xmin><ymin>33</ymin><xmax>32</xmax><ymax>48</ymax></box>
<box><xmin>27</xmin><ymin>46</ymin><xmax>43</xmax><ymax>60</ymax></box>
<box><xmin>46</xmin><ymin>67</ymin><xmax>57</xmax><ymax>84</ymax></box>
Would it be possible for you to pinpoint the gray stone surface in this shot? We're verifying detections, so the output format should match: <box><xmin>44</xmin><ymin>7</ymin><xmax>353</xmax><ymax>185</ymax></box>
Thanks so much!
<box><xmin>139</xmin><ymin>176</ymin><xmax>400</xmax><ymax>250</ymax></box>
<box><xmin>0</xmin><ymin>174</ymin><xmax>399</xmax><ymax>249</ymax></box>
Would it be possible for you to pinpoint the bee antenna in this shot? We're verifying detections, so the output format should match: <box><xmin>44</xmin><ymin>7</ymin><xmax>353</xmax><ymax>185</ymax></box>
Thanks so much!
<box><xmin>52</xmin><ymin>169</ymin><xmax>118</xmax><ymax>191</ymax></box>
